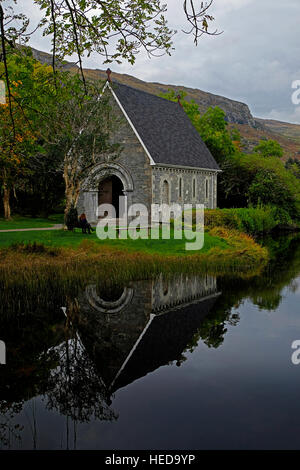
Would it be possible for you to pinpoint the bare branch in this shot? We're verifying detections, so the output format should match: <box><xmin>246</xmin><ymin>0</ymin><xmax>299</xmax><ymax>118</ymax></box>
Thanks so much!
<box><xmin>65</xmin><ymin>0</ymin><xmax>87</xmax><ymax>92</ymax></box>
<box><xmin>182</xmin><ymin>0</ymin><xmax>222</xmax><ymax>45</ymax></box>
<box><xmin>0</xmin><ymin>4</ymin><xmax>15</xmax><ymax>138</ymax></box>
<box><xmin>50</xmin><ymin>0</ymin><xmax>57</xmax><ymax>87</ymax></box>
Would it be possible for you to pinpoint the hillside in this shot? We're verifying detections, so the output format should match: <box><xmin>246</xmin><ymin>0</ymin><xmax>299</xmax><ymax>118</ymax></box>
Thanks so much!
<box><xmin>29</xmin><ymin>47</ymin><xmax>300</xmax><ymax>160</ymax></box>
<box><xmin>228</xmin><ymin>122</ymin><xmax>300</xmax><ymax>158</ymax></box>
<box><xmin>256</xmin><ymin>118</ymin><xmax>300</xmax><ymax>144</ymax></box>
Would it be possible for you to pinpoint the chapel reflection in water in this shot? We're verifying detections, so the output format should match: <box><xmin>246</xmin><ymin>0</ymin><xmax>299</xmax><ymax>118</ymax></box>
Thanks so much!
<box><xmin>75</xmin><ymin>274</ymin><xmax>220</xmax><ymax>398</ymax></box>
<box><xmin>0</xmin><ymin>274</ymin><xmax>221</xmax><ymax>448</ymax></box>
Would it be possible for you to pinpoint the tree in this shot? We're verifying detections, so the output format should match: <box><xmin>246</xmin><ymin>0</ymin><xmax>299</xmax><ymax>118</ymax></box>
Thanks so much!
<box><xmin>285</xmin><ymin>157</ymin><xmax>300</xmax><ymax>179</ymax></box>
<box><xmin>0</xmin><ymin>1</ymin><xmax>220</xmax><ymax>117</ymax></box>
<box><xmin>254</xmin><ymin>139</ymin><xmax>283</xmax><ymax>159</ymax></box>
<box><xmin>196</xmin><ymin>106</ymin><xmax>236</xmax><ymax>164</ymax></box>
<box><xmin>0</xmin><ymin>47</ymin><xmax>120</xmax><ymax>220</ymax></box>
<box><xmin>0</xmin><ymin>86</ymin><xmax>35</xmax><ymax>219</ymax></box>
<box><xmin>16</xmin><ymin>145</ymin><xmax>65</xmax><ymax>218</ymax></box>
<box><xmin>223</xmin><ymin>152</ymin><xmax>300</xmax><ymax>219</ymax></box>
<box><xmin>247</xmin><ymin>169</ymin><xmax>296</xmax><ymax>215</ymax></box>
<box><xmin>0</xmin><ymin>50</ymin><xmax>58</xmax><ymax>219</ymax></box>
<box><xmin>40</xmin><ymin>72</ymin><xmax>121</xmax><ymax>221</ymax></box>
<box><xmin>218</xmin><ymin>155</ymin><xmax>249</xmax><ymax>208</ymax></box>
<box><xmin>0</xmin><ymin>74</ymin><xmax>38</xmax><ymax>219</ymax></box>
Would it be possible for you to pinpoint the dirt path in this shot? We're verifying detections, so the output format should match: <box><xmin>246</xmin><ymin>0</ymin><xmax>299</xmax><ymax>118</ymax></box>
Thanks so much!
<box><xmin>0</xmin><ymin>224</ymin><xmax>64</xmax><ymax>233</ymax></box>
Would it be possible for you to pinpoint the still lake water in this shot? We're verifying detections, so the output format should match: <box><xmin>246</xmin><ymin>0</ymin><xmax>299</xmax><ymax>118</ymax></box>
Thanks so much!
<box><xmin>0</xmin><ymin>235</ymin><xmax>300</xmax><ymax>450</ymax></box>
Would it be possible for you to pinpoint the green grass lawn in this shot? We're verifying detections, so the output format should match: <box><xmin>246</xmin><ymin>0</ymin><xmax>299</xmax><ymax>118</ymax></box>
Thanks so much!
<box><xmin>0</xmin><ymin>214</ymin><xmax>64</xmax><ymax>230</ymax></box>
<box><xmin>0</xmin><ymin>227</ymin><xmax>229</xmax><ymax>255</ymax></box>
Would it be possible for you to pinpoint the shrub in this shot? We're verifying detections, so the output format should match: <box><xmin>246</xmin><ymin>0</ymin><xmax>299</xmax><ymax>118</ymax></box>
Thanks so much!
<box><xmin>254</xmin><ymin>139</ymin><xmax>283</xmax><ymax>158</ymax></box>
<box><xmin>247</xmin><ymin>169</ymin><xmax>296</xmax><ymax>216</ymax></box>
<box><xmin>220</xmin><ymin>153</ymin><xmax>300</xmax><ymax>220</ymax></box>
<box><xmin>10</xmin><ymin>242</ymin><xmax>59</xmax><ymax>256</ymax></box>
<box><xmin>203</xmin><ymin>206</ymin><xmax>285</xmax><ymax>235</ymax></box>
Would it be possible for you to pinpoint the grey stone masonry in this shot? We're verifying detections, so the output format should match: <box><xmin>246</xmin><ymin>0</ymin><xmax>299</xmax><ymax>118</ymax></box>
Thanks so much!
<box><xmin>77</xmin><ymin>82</ymin><xmax>219</xmax><ymax>223</ymax></box>
<box><xmin>152</xmin><ymin>165</ymin><xmax>218</xmax><ymax>209</ymax></box>
<box><xmin>77</xmin><ymin>91</ymin><xmax>153</xmax><ymax>224</ymax></box>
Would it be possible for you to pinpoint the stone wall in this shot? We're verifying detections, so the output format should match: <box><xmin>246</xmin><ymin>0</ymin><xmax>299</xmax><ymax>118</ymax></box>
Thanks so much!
<box><xmin>152</xmin><ymin>165</ymin><xmax>218</xmax><ymax>209</ymax></box>
<box><xmin>151</xmin><ymin>274</ymin><xmax>218</xmax><ymax>314</ymax></box>
<box><xmin>77</xmin><ymin>90</ymin><xmax>153</xmax><ymax>223</ymax></box>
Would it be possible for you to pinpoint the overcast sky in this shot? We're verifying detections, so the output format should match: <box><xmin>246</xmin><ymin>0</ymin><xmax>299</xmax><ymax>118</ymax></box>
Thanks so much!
<box><xmin>10</xmin><ymin>0</ymin><xmax>300</xmax><ymax>123</ymax></box>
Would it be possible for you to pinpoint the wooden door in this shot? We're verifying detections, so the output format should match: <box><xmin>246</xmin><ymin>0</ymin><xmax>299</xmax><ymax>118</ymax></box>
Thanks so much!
<box><xmin>99</xmin><ymin>178</ymin><xmax>113</xmax><ymax>206</ymax></box>
<box><xmin>98</xmin><ymin>178</ymin><xmax>113</xmax><ymax>218</ymax></box>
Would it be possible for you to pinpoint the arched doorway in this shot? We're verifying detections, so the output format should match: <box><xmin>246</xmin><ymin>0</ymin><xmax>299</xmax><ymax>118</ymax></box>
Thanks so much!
<box><xmin>98</xmin><ymin>175</ymin><xmax>124</xmax><ymax>217</ymax></box>
<box><xmin>85</xmin><ymin>284</ymin><xmax>134</xmax><ymax>314</ymax></box>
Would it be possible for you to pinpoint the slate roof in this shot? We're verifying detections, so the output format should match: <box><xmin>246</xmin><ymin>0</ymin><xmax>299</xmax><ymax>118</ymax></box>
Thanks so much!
<box><xmin>111</xmin><ymin>82</ymin><xmax>220</xmax><ymax>171</ymax></box>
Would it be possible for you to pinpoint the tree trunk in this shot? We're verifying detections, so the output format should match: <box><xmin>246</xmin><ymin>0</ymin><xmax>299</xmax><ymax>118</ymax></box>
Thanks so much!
<box><xmin>3</xmin><ymin>184</ymin><xmax>11</xmax><ymax>220</ymax></box>
<box><xmin>63</xmin><ymin>165</ymin><xmax>81</xmax><ymax>226</ymax></box>
<box><xmin>64</xmin><ymin>182</ymin><xmax>81</xmax><ymax>214</ymax></box>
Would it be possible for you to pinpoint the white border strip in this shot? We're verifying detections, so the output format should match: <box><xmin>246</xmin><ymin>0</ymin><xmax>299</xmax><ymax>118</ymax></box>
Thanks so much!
<box><xmin>109</xmin><ymin>313</ymin><xmax>156</xmax><ymax>389</ymax></box>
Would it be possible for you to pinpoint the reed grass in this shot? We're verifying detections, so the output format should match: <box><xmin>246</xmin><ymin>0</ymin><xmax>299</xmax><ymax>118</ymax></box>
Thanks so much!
<box><xmin>0</xmin><ymin>227</ymin><xmax>269</xmax><ymax>294</ymax></box>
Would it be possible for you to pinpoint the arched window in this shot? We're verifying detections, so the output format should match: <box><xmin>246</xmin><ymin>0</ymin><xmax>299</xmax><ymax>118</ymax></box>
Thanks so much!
<box><xmin>205</xmin><ymin>178</ymin><xmax>209</xmax><ymax>199</ymax></box>
<box><xmin>162</xmin><ymin>180</ymin><xmax>169</xmax><ymax>204</ymax></box>
<box><xmin>193</xmin><ymin>178</ymin><xmax>196</xmax><ymax>198</ymax></box>
<box><xmin>179</xmin><ymin>177</ymin><xmax>182</xmax><ymax>198</ymax></box>
<box><xmin>163</xmin><ymin>280</ymin><xmax>169</xmax><ymax>297</ymax></box>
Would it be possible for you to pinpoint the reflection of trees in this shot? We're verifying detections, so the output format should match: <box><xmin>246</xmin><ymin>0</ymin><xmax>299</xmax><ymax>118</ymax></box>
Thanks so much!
<box><xmin>199</xmin><ymin>321</ymin><xmax>229</xmax><ymax>349</ymax></box>
<box><xmin>46</xmin><ymin>336</ymin><xmax>117</xmax><ymax>424</ymax></box>
<box><xmin>0</xmin><ymin>305</ymin><xmax>65</xmax><ymax>448</ymax></box>
<box><xmin>0</xmin><ymin>234</ymin><xmax>299</xmax><ymax>447</ymax></box>
<box><xmin>0</xmin><ymin>402</ymin><xmax>24</xmax><ymax>448</ymax></box>
<box><xmin>45</xmin><ymin>302</ymin><xmax>117</xmax><ymax>447</ymax></box>
<box><xmin>183</xmin><ymin>236</ymin><xmax>300</xmax><ymax>351</ymax></box>
<box><xmin>185</xmin><ymin>310</ymin><xmax>240</xmax><ymax>351</ymax></box>
<box><xmin>249</xmin><ymin>233</ymin><xmax>300</xmax><ymax>310</ymax></box>
<box><xmin>0</xmin><ymin>300</ymin><xmax>116</xmax><ymax>449</ymax></box>
<box><xmin>217</xmin><ymin>235</ymin><xmax>300</xmax><ymax>313</ymax></box>
<box><xmin>249</xmin><ymin>292</ymin><xmax>282</xmax><ymax>311</ymax></box>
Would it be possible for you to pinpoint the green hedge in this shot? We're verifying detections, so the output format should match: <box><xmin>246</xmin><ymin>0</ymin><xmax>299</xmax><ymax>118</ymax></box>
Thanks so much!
<box><xmin>203</xmin><ymin>206</ymin><xmax>292</xmax><ymax>235</ymax></box>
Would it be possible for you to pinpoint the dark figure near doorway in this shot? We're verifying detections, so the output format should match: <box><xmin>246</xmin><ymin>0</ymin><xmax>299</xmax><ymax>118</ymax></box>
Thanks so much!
<box><xmin>79</xmin><ymin>213</ymin><xmax>94</xmax><ymax>234</ymax></box>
